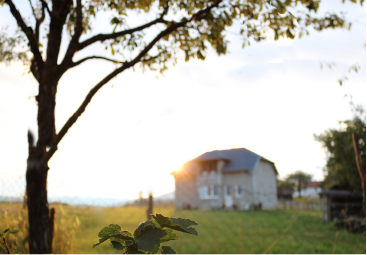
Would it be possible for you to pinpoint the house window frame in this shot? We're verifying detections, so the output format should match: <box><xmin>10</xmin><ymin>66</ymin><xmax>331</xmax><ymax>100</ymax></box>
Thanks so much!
<box><xmin>201</xmin><ymin>161</ymin><xmax>217</xmax><ymax>175</ymax></box>
<box><xmin>198</xmin><ymin>185</ymin><xmax>220</xmax><ymax>199</ymax></box>
<box><xmin>225</xmin><ymin>185</ymin><xmax>232</xmax><ymax>196</ymax></box>
<box><xmin>235</xmin><ymin>185</ymin><xmax>244</xmax><ymax>198</ymax></box>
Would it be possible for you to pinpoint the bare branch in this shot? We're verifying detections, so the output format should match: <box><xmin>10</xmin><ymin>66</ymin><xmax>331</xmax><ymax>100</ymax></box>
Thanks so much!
<box><xmin>35</xmin><ymin>1</ymin><xmax>47</xmax><ymax>42</ymax></box>
<box><xmin>59</xmin><ymin>0</ymin><xmax>86</xmax><ymax>73</ymax></box>
<box><xmin>78</xmin><ymin>17</ymin><xmax>169</xmax><ymax>51</ymax></box>
<box><xmin>71</xmin><ymin>56</ymin><xmax>126</xmax><ymax>67</ymax></box>
<box><xmin>28</xmin><ymin>0</ymin><xmax>37</xmax><ymax>21</ymax></box>
<box><xmin>40</xmin><ymin>0</ymin><xmax>51</xmax><ymax>16</ymax></box>
<box><xmin>42</xmin><ymin>0</ymin><xmax>223</xmax><ymax>163</ymax></box>
<box><xmin>75</xmin><ymin>0</ymin><xmax>83</xmax><ymax>36</ymax></box>
<box><xmin>4</xmin><ymin>0</ymin><xmax>44</xmax><ymax>67</ymax></box>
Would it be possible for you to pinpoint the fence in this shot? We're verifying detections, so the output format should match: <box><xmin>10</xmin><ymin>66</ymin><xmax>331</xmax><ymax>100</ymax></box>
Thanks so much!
<box><xmin>277</xmin><ymin>200</ymin><xmax>323</xmax><ymax>211</ymax></box>
<box><xmin>2</xmin><ymin>173</ymin><xmax>365</xmax><ymax>254</ymax></box>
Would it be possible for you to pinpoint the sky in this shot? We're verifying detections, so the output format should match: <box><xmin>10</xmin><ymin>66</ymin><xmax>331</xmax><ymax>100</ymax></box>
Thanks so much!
<box><xmin>0</xmin><ymin>0</ymin><xmax>366</xmax><ymax>201</ymax></box>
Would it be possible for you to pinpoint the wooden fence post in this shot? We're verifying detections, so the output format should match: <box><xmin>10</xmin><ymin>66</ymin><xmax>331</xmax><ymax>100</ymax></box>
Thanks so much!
<box><xmin>352</xmin><ymin>133</ymin><xmax>366</xmax><ymax>215</ymax></box>
<box><xmin>147</xmin><ymin>193</ymin><xmax>153</xmax><ymax>220</ymax></box>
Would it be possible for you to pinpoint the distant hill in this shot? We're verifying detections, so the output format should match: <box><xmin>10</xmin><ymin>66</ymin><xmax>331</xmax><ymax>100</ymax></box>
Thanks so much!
<box><xmin>154</xmin><ymin>191</ymin><xmax>174</xmax><ymax>201</ymax></box>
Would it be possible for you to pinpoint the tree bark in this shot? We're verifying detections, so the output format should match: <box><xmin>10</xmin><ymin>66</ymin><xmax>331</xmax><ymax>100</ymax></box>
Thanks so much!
<box><xmin>26</xmin><ymin>143</ymin><xmax>50</xmax><ymax>254</ymax></box>
<box><xmin>26</xmin><ymin>74</ymin><xmax>59</xmax><ymax>253</ymax></box>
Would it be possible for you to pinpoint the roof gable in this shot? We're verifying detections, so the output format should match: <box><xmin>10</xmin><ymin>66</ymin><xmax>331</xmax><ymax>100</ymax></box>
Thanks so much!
<box><xmin>192</xmin><ymin>148</ymin><xmax>269</xmax><ymax>172</ymax></box>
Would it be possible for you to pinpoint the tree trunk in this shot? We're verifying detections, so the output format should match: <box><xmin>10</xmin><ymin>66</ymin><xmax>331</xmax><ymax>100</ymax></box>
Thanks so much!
<box><xmin>26</xmin><ymin>76</ymin><xmax>58</xmax><ymax>253</ymax></box>
<box><xmin>26</xmin><ymin>145</ymin><xmax>50</xmax><ymax>254</ymax></box>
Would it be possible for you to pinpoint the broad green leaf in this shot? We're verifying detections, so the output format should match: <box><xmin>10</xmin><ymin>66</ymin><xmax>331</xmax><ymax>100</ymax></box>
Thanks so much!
<box><xmin>9</xmin><ymin>229</ymin><xmax>19</xmax><ymax>234</ymax></box>
<box><xmin>152</xmin><ymin>214</ymin><xmax>198</xmax><ymax>236</ymax></box>
<box><xmin>134</xmin><ymin>221</ymin><xmax>156</xmax><ymax>238</ymax></box>
<box><xmin>159</xmin><ymin>229</ymin><xmax>179</xmax><ymax>243</ymax></box>
<box><xmin>161</xmin><ymin>246</ymin><xmax>176</xmax><ymax>254</ymax></box>
<box><xmin>111</xmin><ymin>240</ymin><xmax>126</xmax><ymax>251</ymax></box>
<box><xmin>152</xmin><ymin>218</ymin><xmax>161</xmax><ymax>228</ymax></box>
<box><xmin>110</xmin><ymin>232</ymin><xmax>135</xmax><ymax>242</ymax></box>
<box><xmin>93</xmin><ymin>225</ymin><xmax>133</xmax><ymax>248</ymax></box>
<box><xmin>98</xmin><ymin>224</ymin><xmax>121</xmax><ymax>238</ymax></box>
<box><xmin>136</xmin><ymin>227</ymin><xmax>167</xmax><ymax>252</ymax></box>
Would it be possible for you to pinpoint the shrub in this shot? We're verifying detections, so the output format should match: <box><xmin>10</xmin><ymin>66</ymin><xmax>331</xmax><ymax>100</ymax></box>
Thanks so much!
<box><xmin>93</xmin><ymin>214</ymin><xmax>199</xmax><ymax>254</ymax></box>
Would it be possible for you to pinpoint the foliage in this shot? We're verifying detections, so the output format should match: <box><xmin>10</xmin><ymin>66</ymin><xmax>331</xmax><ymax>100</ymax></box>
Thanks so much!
<box><xmin>286</xmin><ymin>170</ymin><xmax>312</xmax><ymax>197</ymax></box>
<box><xmin>1</xmin><ymin>0</ymin><xmax>364</xmax><ymax>76</ymax></box>
<box><xmin>93</xmin><ymin>214</ymin><xmax>198</xmax><ymax>254</ymax></box>
<box><xmin>0</xmin><ymin>202</ymin><xmax>80</xmax><ymax>254</ymax></box>
<box><xmin>314</xmin><ymin>113</ymin><xmax>366</xmax><ymax>190</ymax></box>
<box><xmin>0</xmin><ymin>228</ymin><xmax>19</xmax><ymax>254</ymax></box>
<box><xmin>277</xmin><ymin>178</ymin><xmax>294</xmax><ymax>191</ymax></box>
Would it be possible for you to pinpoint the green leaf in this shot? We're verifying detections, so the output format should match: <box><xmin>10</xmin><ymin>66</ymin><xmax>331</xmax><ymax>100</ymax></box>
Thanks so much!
<box><xmin>110</xmin><ymin>232</ymin><xmax>135</xmax><ymax>242</ymax></box>
<box><xmin>159</xmin><ymin>229</ymin><xmax>179</xmax><ymax>243</ymax></box>
<box><xmin>136</xmin><ymin>227</ymin><xmax>167</xmax><ymax>252</ymax></box>
<box><xmin>134</xmin><ymin>221</ymin><xmax>156</xmax><ymax>238</ymax></box>
<box><xmin>161</xmin><ymin>246</ymin><xmax>176</xmax><ymax>254</ymax></box>
<box><xmin>152</xmin><ymin>219</ymin><xmax>161</xmax><ymax>228</ymax></box>
<box><xmin>111</xmin><ymin>240</ymin><xmax>126</xmax><ymax>251</ymax></box>
<box><xmin>152</xmin><ymin>214</ymin><xmax>199</xmax><ymax>236</ymax></box>
<box><xmin>1</xmin><ymin>228</ymin><xmax>10</xmax><ymax>237</ymax></box>
<box><xmin>98</xmin><ymin>224</ymin><xmax>121</xmax><ymax>239</ymax></box>
<box><xmin>93</xmin><ymin>225</ymin><xmax>134</xmax><ymax>248</ymax></box>
<box><xmin>9</xmin><ymin>229</ymin><xmax>19</xmax><ymax>234</ymax></box>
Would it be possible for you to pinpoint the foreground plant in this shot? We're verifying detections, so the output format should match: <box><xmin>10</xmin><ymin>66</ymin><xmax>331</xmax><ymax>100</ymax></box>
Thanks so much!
<box><xmin>93</xmin><ymin>214</ymin><xmax>198</xmax><ymax>254</ymax></box>
<box><xmin>0</xmin><ymin>228</ymin><xmax>20</xmax><ymax>254</ymax></box>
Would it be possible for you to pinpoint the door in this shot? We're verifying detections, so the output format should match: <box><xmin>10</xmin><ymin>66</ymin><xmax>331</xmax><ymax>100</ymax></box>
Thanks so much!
<box><xmin>224</xmin><ymin>185</ymin><xmax>233</xmax><ymax>208</ymax></box>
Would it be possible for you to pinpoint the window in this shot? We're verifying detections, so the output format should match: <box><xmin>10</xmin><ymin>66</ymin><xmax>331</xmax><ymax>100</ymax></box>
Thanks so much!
<box><xmin>201</xmin><ymin>161</ymin><xmax>217</xmax><ymax>175</ymax></box>
<box><xmin>198</xmin><ymin>185</ymin><xmax>220</xmax><ymax>199</ymax></box>
<box><xmin>235</xmin><ymin>185</ymin><xmax>244</xmax><ymax>197</ymax></box>
<box><xmin>225</xmin><ymin>186</ymin><xmax>232</xmax><ymax>196</ymax></box>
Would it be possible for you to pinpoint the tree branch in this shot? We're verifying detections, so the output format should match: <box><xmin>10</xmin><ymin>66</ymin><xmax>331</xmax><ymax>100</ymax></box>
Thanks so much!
<box><xmin>42</xmin><ymin>0</ymin><xmax>223</xmax><ymax>164</ymax></box>
<box><xmin>78</xmin><ymin>17</ymin><xmax>169</xmax><ymax>52</ymax></box>
<box><xmin>71</xmin><ymin>56</ymin><xmax>126</xmax><ymax>67</ymax></box>
<box><xmin>5</xmin><ymin>0</ymin><xmax>44</xmax><ymax>67</ymax></box>
<box><xmin>35</xmin><ymin>0</ymin><xmax>47</xmax><ymax>42</ymax></box>
<box><xmin>59</xmin><ymin>0</ymin><xmax>90</xmax><ymax>73</ymax></box>
<box><xmin>40</xmin><ymin>0</ymin><xmax>51</xmax><ymax>17</ymax></box>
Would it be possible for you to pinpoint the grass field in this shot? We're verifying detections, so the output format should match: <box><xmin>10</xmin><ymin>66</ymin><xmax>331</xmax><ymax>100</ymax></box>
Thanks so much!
<box><xmin>1</xmin><ymin>203</ymin><xmax>366</xmax><ymax>254</ymax></box>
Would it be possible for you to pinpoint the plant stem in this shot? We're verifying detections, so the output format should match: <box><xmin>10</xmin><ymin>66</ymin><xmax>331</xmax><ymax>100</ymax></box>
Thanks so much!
<box><xmin>2</xmin><ymin>237</ymin><xmax>10</xmax><ymax>254</ymax></box>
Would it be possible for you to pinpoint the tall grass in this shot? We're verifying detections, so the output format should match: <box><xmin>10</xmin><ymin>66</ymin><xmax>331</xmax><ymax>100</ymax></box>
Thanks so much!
<box><xmin>0</xmin><ymin>202</ymin><xmax>79</xmax><ymax>254</ymax></box>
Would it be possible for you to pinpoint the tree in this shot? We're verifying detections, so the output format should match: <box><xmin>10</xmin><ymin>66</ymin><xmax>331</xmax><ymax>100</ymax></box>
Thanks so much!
<box><xmin>0</xmin><ymin>0</ymin><xmax>363</xmax><ymax>253</ymax></box>
<box><xmin>286</xmin><ymin>170</ymin><xmax>312</xmax><ymax>197</ymax></box>
<box><xmin>277</xmin><ymin>178</ymin><xmax>294</xmax><ymax>191</ymax></box>
<box><xmin>314</xmin><ymin>111</ymin><xmax>366</xmax><ymax>190</ymax></box>
<box><xmin>138</xmin><ymin>191</ymin><xmax>144</xmax><ymax>201</ymax></box>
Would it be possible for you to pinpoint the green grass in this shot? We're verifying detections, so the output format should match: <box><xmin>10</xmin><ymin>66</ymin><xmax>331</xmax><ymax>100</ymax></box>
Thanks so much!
<box><xmin>1</xmin><ymin>203</ymin><xmax>365</xmax><ymax>254</ymax></box>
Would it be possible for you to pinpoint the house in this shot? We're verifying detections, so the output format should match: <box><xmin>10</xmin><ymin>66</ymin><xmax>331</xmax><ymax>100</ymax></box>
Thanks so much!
<box><xmin>293</xmin><ymin>181</ymin><xmax>322</xmax><ymax>199</ymax></box>
<box><xmin>172</xmin><ymin>148</ymin><xmax>278</xmax><ymax>210</ymax></box>
<box><xmin>277</xmin><ymin>187</ymin><xmax>293</xmax><ymax>200</ymax></box>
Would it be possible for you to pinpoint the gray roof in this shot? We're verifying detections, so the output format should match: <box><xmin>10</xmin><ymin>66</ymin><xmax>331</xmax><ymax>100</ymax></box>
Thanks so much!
<box><xmin>192</xmin><ymin>148</ymin><xmax>276</xmax><ymax>173</ymax></box>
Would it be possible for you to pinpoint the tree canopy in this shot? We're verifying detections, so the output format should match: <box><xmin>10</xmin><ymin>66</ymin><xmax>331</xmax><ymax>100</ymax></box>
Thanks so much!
<box><xmin>314</xmin><ymin>110</ymin><xmax>366</xmax><ymax>190</ymax></box>
<box><xmin>286</xmin><ymin>170</ymin><xmax>312</xmax><ymax>197</ymax></box>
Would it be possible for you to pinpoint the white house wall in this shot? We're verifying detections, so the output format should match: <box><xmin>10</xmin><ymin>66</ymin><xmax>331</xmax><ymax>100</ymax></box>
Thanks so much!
<box><xmin>222</xmin><ymin>171</ymin><xmax>253</xmax><ymax>209</ymax></box>
<box><xmin>293</xmin><ymin>187</ymin><xmax>322</xmax><ymax>198</ymax></box>
<box><xmin>253</xmin><ymin>159</ymin><xmax>278</xmax><ymax>209</ymax></box>
<box><xmin>174</xmin><ymin>175</ymin><xmax>199</xmax><ymax>209</ymax></box>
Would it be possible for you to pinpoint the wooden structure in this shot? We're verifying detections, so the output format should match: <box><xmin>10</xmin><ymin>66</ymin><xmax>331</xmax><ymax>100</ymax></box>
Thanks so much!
<box><xmin>321</xmin><ymin>188</ymin><xmax>363</xmax><ymax>222</ymax></box>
